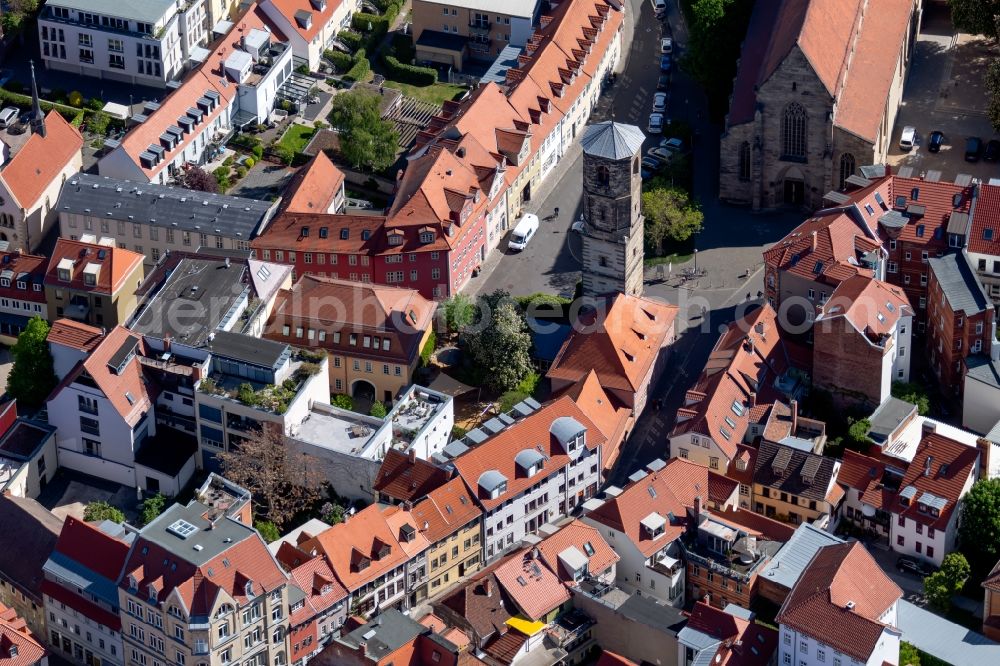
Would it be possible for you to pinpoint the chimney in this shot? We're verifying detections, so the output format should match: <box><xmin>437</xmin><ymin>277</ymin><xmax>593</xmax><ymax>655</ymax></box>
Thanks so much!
<box><xmin>922</xmin><ymin>421</ymin><xmax>937</xmax><ymax>436</ymax></box>
<box><xmin>403</xmin><ymin>500</ymin><xmax>413</xmax><ymax>511</ymax></box>
<box><xmin>749</xmin><ymin>392</ymin><xmax>757</xmax><ymax>408</ymax></box>
<box><xmin>484</xmin><ymin>577</ymin><xmax>492</xmax><ymax>597</ymax></box>
<box><xmin>977</xmin><ymin>438</ymin><xmax>993</xmax><ymax>479</ymax></box>
<box><xmin>811</xmin><ymin>230</ymin><xmax>818</xmax><ymax>252</ymax></box>
<box><xmin>694</xmin><ymin>495</ymin><xmax>702</xmax><ymax>518</ymax></box>
<box><xmin>924</xmin><ymin>455</ymin><xmax>933</xmax><ymax>477</ymax></box>
<box><xmin>790</xmin><ymin>399</ymin><xmax>799</xmax><ymax>434</ymax></box>
<box><xmin>408</xmin><ymin>448</ymin><xmax>416</xmax><ymax>463</ymax></box>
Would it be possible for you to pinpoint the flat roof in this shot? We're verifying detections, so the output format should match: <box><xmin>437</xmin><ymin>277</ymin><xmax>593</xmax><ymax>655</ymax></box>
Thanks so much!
<box><xmin>134</xmin><ymin>431</ymin><xmax>198</xmax><ymax>477</ymax></box>
<box><xmin>46</xmin><ymin>0</ymin><xmax>176</xmax><ymax>23</ymax></box>
<box><xmin>0</xmin><ymin>420</ymin><xmax>55</xmax><ymax>460</ymax></box>
<box><xmin>130</xmin><ymin>258</ymin><xmax>248</xmax><ymax>347</ymax></box>
<box><xmin>898</xmin><ymin>599</ymin><xmax>1000</xmax><ymax>665</ymax></box>
<box><xmin>140</xmin><ymin>501</ymin><xmax>254</xmax><ymax>567</ymax></box>
<box><xmin>208</xmin><ymin>330</ymin><xmax>288</xmax><ymax>370</ymax></box>
<box><xmin>868</xmin><ymin>397</ymin><xmax>916</xmax><ymax>444</ymax></box>
<box><xmin>58</xmin><ymin>173</ymin><xmax>274</xmax><ymax>242</ymax></box>
<box><xmin>293</xmin><ymin>404</ymin><xmax>386</xmax><ymax>456</ymax></box>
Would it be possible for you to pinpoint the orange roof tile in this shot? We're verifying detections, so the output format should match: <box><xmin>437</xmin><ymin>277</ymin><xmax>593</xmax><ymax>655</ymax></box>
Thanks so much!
<box><xmin>252</xmin><ymin>213</ymin><xmax>385</xmax><ymax>254</ymax></box>
<box><xmin>969</xmin><ymin>183</ymin><xmax>1000</xmax><ymax>256</ymax></box>
<box><xmin>0</xmin><ymin>111</ymin><xmax>82</xmax><ymax>209</ymax></box>
<box><xmin>373</xmin><ymin>449</ymin><xmax>451</xmax><ymax>503</ymax></box>
<box><xmin>281</xmin><ymin>152</ymin><xmax>345</xmax><ymax>215</ymax></box>
<box><xmin>685</xmin><ymin>601</ymin><xmax>778</xmax><ymax>666</ymax></box>
<box><xmin>891</xmin><ymin>432</ymin><xmax>980</xmax><ymax>530</ymax></box>
<box><xmin>535</xmin><ymin>519</ymin><xmax>618</xmax><ymax>581</ymax></box>
<box><xmin>266</xmin><ymin>0</ymin><xmax>342</xmax><ymax>41</ymax></box>
<box><xmin>777</xmin><ymin>542</ymin><xmax>901</xmax><ymax>662</ymax></box>
<box><xmin>410</xmin><ymin>477</ymin><xmax>482</xmax><ymax>544</ymax></box>
<box><xmin>0</xmin><ymin>602</ymin><xmax>46</xmax><ymax>666</ymax></box>
<box><xmin>43</xmin><ymin>238</ymin><xmax>144</xmax><ymax>296</ymax></box>
<box><xmin>492</xmin><ymin>550</ymin><xmax>570</xmax><ymax>621</ymax></box>
<box><xmin>596</xmin><ymin>651</ymin><xmax>639</xmax><ymax>666</ymax></box>
<box><xmin>286</xmin><ymin>555</ymin><xmax>348</xmax><ymax>627</ymax></box>
<box><xmin>563</xmin><ymin>370</ymin><xmax>631</xmax><ymax>470</ymax></box>
<box><xmin>46</xmin><ymin>318</ymin><xmax>104</xmax><ymax>353</ymax></box>
<box><xmin>548</xmin><ymin>293</ymin><xmax>678</xmax><ymax>394</ymax></box>
<box><xmin>818</xmin><ymin>275</ymin><xmax>912</xmax><ymax>340</ymax></box>
<box><xmin>706</xmin><ymin>508</ymin><xmax>795</xmax><ymax>542</ymax></box>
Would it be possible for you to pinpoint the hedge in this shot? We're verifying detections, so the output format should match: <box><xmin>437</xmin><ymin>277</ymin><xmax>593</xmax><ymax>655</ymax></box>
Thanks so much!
<box><xmin>382</xmin><ymin>55</ymin><xmax>437</xmax><ymax>86</ymax></box>
<box><xmin>0</xmin><ymin>88</ymin><xmax>94</xmax><ymax>124</ymax></box>
<box><xmin>344</xmin><ymin>48</ymin><xmax>370</xmax><ymax>82</ymax></box>
<box><xmin>338</xmin><ymin>29</ymin><xmax>365</xmax><ymax>52</ymax></box>
<box><xmin>351</xmin><ymin>12</ymin><xmax>389</xmax><ymax>35</ymax></box>
<box><xmin>324</xmin><ymin>49</ymin><xmax>354</xmax><ymax>72</ymax></box>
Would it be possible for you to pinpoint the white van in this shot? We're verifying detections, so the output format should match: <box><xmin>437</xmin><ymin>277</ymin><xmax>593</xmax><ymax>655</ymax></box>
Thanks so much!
<box><xmin>0</xmin><ymin>107</ymin><xmax>18</xmax><ymax>128</ymax></box>
<box><xmin>508</xmin><ymin>213</ymin><xmax>539</xmax><ymax>252</ymax></box>
<box><xmin>653</xmin><ymin>0</ymin><xmax>666</xmax><ymax>18</ymax></box>
<box><xmin>899</xmin><ymin>126</ymin><xmax>916</xmax><ymax>151</ymax></box>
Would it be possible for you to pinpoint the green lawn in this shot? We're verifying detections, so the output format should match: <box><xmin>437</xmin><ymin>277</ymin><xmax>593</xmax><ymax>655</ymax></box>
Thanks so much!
<box><xmin>277</xmin><ymin>124</ymin><xmax>316</xmax><ymax>153</ymax></box>
<box><xmin>383</xmin><ymin>80</ymin><xmax>467</xmax><ymax>106</ymax></box>
<box><xmin>644</xmin><ymin>252</ymin><xmax>694</xmax><ymax>267</ymax></box>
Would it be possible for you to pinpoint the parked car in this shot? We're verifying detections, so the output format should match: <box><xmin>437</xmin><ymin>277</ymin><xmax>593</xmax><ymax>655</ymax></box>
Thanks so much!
<box><xmin>648</xmin><ymin>112</ymin><xmax>664</xmax><ymax>134</ymax></box>
<box><xmin>652</xmin><ymin>92</ymin><xmax>667</xmax><ymax>113</ymax></box>
<box><xmin>660</xmin><ymin>55</ymin><xmax>671</xmax><ymax>71</ymax></box>
<box><xmin>660</xmin><ymin>137</ymin><xmax>685</xmax><ymax>153</ymax></box>
<box><xmin>966</xmin><ymin>136</ymin><xmax>984</xmax><ymax>162</ymax></box>
<box><xmin>657</xmin><ymin>73</ymin><xmax>670</xmax><ymax>91</ymax></box>
<box><xmin>661</xmin><ymin>37</ymin><xmax>673</xmax><ymax>54</ymax></box>
<box><xmin>508</xmin><ymin>213</ymin><xmax>539</xmax><ymax>252</ymax></box>
<box><xmin>653</xmin><ymin>0</ymin><xmax>666</xmax><ymax>18</ymax></box>
<box><xmin>927</xmin><ymin>130</ymin><xmax>945</xmax><ymax>153</ymax></box>
<box><xmin>985</xmin><ymin>139</ymin><xmax>1000</xmax><ymax>162</ymax></box>
<box><xmin>647</xmin><ymin>147</ymin><xmax>673</xmax><ymax>162</ymax></box>
<box><xmin>0</xmin><ymin>107</ymin><xmax>18</xmax><ymax>129</ymax></box>
<box><xmin>899</xmin><ymin>125</ymin><xmax>916</xmax><ymax>151</ymax></box>
<box><xmin>896</xmin><ymin>556</ymin><xmax>935</xmax><ymax>578</ymax></box>
<box><xmin>642</xmin><ymin>155</ymin><xmax>664</xmax><ymax>170</ymax></box>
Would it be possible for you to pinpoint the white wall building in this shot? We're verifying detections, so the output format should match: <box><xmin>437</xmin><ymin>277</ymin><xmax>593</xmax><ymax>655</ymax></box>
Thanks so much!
<box><xmin>260</xmin><ymin>0</ymin><xmax>360</xmax><ymax>70</ymax></box>
<box><xmin>38</xmin><ymin>0</ymin><xmax>208</xmax><ymax>86</ymax></box>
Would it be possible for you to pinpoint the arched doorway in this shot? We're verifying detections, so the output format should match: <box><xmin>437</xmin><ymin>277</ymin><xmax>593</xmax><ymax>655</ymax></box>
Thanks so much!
<box><xmin>351</xmin><ymin>379</ymin><xmax>377</xmax><ymax>413</ymax></box>
<box><xmin>781</xmin><ymin>166</ymin><xmax>805</xmax><ymax>206</ymax></box>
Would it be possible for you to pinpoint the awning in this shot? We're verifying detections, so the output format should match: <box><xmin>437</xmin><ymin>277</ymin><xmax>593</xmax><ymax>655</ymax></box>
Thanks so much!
<box><xmin>102</xmin><ymin>102</ymin><xmax>130</xmax><ymax>120</ymax></box>
<box><xmin>505</xmin><ymin>616</ymin><xmax>546</xmax><ymax>637</ymax></box>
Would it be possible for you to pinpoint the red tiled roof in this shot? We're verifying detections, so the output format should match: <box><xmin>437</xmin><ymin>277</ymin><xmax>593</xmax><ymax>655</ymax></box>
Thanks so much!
<box><xmin>373</xmin><ymin>449</ymin><xmax>452</xmax><ymax>504</ymax></box>
<box><xmin>983</xmin><ymin>559</ymin><xmax>1000</xmax><ymax>593</ymax></box>
<box><xmin>837</xmin><ymin>449</ymin><xmax>887</xmax><ymax>492</ymax></box>
<box><xmin>0</xmin><ymin>251</ymin><xmax>46</xmax><ymax>304</ymax></box>
<box><xmin>43</xmin><ymin>238</ymin><xmax>144</xmax><ymax>296</ymax></box>
<box><xmin>287</xmin><ymin>555</ymin><xmax>348</xmax><ymax>627</ymax></box>
<box><xmin>492</xmin><ymin>550</ymin><xmax>570</xmax><ymax>621</ymax></box>
<box><xmin>777</xmin><ymin>542</ymin><xmax>900</xmax><ymax>662</ymax></box>
<box><xmin>535</xmin><ymin>519</ymin><xmax>618</xmax><ymax>582</ymax></box>
<box><xmin>890</xmin><ymin>432</ymin><xmax>980</xmax><ymax>530</ymax></box>
<box><xmin>265</xmin><ymin>0</ymin><xmax>342</xmax><ymax>41</ymax></box>
<box><xmin>452</xmin><ymin>396</ymin><xmax>605</xmax><ymax>512</ymax></box>
<box><xmin>53</xmin><ymin>516</ymin><xmax>130</xmax><ymax>583</ymax></box>
<box><xmin>410</xmin><ymin>477</ymin><xmax>482</xmax><ymax>544</ymax></box>
<box><xmin>251</xmin><ymin>213</ymin><xmax>384</xmax><ymax>254</ymax></box>
<box><xmin>596</xmin><ymin>651</ymin><xmax>638</xmax><ymax>666</ymax></box>
<box><xmin>281</xmin><ymin>152</ymin><xmax>345</xmax><ymax>215</ymax></box>
<box><xmin>880</xmin><ymin>176</ymin><xmax>972</xmax><ymax>247</ymax></box>
<box><xmin>563</xmin><ymin>370</ymin><xmax>631</xmax><ymax>471</ymax></box>
<box><xmin>438</xmin><ymin>565</ymin><xmax>511</xmax><ymax>640</ymax></box>
<box><xmin>46</xmin><ymin>318</ymin><xmax>103</xmax><ymax>352</ymax></box>
<box><xmin>685</xmin><ymin>602</ymin><xmax>778</xmax><ymax>666</ymax></box>
<box><xmin>547</xmin><ymin>293</ymin><xmax>678</xmax><ymax>393</ymax></box>
<box><xmin>0</xmin><ymin>111</ymin><xmax>82</xmax><ymax>209</ymax></box>
<box><xmin>818</xmin><ymin>276</ymin><xmax>912</xmax><ymax>340</ymax></box>
<box><xmin>484</xmin><ymin>629</ymin><xmax>527</xmax><ymax>665</ymax></box>
<box><xmin>706</xmin><ymin>508</ymin><xmax>795</xmax><ymax>543</ymax></box>
<box><xmin>725</xmin><ymin>444</ymin><xmax>758</xmax><ymax>487</ymax></box>
<box><xmin>969</xmin><ymin>183</ymin><xmax>1000</xmax><ymax>256</ymax></box>
<box><xmin>0</xmin><ymin>603</ymin><xmax>46</xmax><ymax>666</ymax></box>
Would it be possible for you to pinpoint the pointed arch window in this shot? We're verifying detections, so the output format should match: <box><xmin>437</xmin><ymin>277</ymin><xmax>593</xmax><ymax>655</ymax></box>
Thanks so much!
<box><xmin>838</xmin><ymin>153</ymin><xmax>856</xmax><ymax>189</ymax></box>
<box><xmin>782</xmin><ymin>103</ymin><xmax>808</xmax><ymax>159</ymax></box>
<box><xmin>739</xmin><ymin>142</ymin><xmax>751</xmax><ymax>181</ymax></box>
<box><xmin>596</xmin><ymin>164</ymin><xmax>610</xmax><ymax>185</ymax></box>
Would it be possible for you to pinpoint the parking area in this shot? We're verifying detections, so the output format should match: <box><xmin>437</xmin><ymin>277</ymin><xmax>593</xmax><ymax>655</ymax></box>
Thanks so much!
<box><xmin>888</xmin><ymin>6</ymin><xmax>999</xmax><ymax>181</ymax></box>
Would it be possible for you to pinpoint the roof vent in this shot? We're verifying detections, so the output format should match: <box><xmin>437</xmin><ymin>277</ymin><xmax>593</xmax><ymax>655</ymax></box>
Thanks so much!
<box><xmin>846</xmin><ymin>600</ymin><xmax>855</xmax><ymax>611</ymax></box>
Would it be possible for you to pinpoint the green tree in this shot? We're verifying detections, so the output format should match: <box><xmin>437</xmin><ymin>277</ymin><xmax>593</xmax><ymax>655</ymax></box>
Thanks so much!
<box><xmin>923</xmin><ymin>553</ymin><xmax>969</xmax><ymax>612</ymax></box>
<box><xmin>461</xmin><ymin>290</ymin><xmax>532</xmax><ymax>393</ymax></box>
<box><xmin>87</xmin><ymin>111</ymin><xmax>111</xmax><ymax>136</ymax></box>
<box><xmin>369</xmin><ymin>400</ymin><xmax>387</xmax><ymax>418</ymax></box>
<box><xmin>987</xmin><ymin>59</ymin><xmax>1000</xmax><ymax>134</ymax></box>
<box><xmin>441</xmin><ymin>294</ymin><xmax>476</xmax><ymax>334</ymax></box>
<box><xmin>899</xmin><ymin>642</ymin><xmax>922</xmax><ymax>666</ymax></box>
<box><xmin>140</xmin><ymin>493</ymin><xmax>167</xmax><ymax>526</ymax></box>
<box><xmin>84</xmin><ymin>501</ymin><xmax>125</xmax><ymax>523</ymax></box>
<box><xmin>7</xmin><ymin>317</ymin><xmax>57</xmax><ymax>410</ymax></box>
<box><xmin>948</xmin><ymin>0</ymin><xmax>1000</xmax><ymax>41</ymax></box>
<box><xmin>255</xmin><ymin>520</ymin><xmax>281</xmax><ymax>543</ymax></box>
<box><xmin>327</xmin><ymin>89</ymin><xmax>399</xmax><ymax>171</ymax></box>
<box><xmin>958</xmin><ymin>478</ymin><xmax>1000</xmax><ymax>574</ymax></box>
<box><xmin>498</xmin><ymin>390</ymin><xmax>529</xmax><ymax>413</ymax></box>
<box><xmin>892</xmin><ymin>382</ymin><xmax>931</xmax><ymax>415</ymax></box>
<box><xmin>332</xmin><ymin>393</ymin><xmax>354</xmax><ymax>411</ymax></box>
<box><xmin>321</xmin><ymin>501</ymin><xmax>345</xmax><ymax>525</ymax></box>
<box><xmin>420</xmin><ymin>330</ymin><xmax>436</xmax><ymax>366</ymax></box>
<box><xmin>641</xmin><ymin>186</ymin><xmax>703</xmax><ymax>252</ymax></box>
<box><xmin>846</xmin><ymin>418</ymin><xmax>871</xmax><ymax>450</ymax></box>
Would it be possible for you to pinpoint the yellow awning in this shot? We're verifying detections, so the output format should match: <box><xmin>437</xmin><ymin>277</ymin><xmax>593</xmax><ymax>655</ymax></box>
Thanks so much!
<box><xmin>505</xmin><ymin>616</ymin><xmax>546</xmax><ymax>637</ymax></box>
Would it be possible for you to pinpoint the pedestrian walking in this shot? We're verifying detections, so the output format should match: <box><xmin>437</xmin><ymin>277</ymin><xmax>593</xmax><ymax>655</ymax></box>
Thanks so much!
<box><xmin>746</xmin><ymin>292</ymin><xmax>751</xmax><ymax>302</ymax></box>
<box><xmin>553</xmin><ymin>207</ymin><xmax>560</xmax><ymax>218</ymax></box>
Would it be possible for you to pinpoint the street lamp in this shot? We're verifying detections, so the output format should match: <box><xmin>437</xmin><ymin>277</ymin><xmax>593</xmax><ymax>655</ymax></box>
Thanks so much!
<box><xmin>693</xmin><ymin>248</ymin><xmax>698</xmax><ymax>273</ymax></box>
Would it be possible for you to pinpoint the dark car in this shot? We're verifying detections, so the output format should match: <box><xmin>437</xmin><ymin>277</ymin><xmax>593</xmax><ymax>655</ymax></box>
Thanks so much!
<box><xmin>657</xmin><ymin>73</ymin><xmax>670</xmax><ymax>91</ymax></box>
<box><xmin>986</xmin><ymin>140</ymin><xmax>1000</xmax><ymax>162</ymax></box>
<box><xmin>896</xmin><ymin>556</ymin><xmax>935</xmax><ymax>578</ymax></box>
<box><xmin>660</xmin><ymin>55</ymin><xmax>671</xmax><ymax>72</ymax></box>
<box><xmin>927</xmin><ymin>130</ymin><xmax>944</xmax><ymax>153</ymax></box>
<box><xmin>966</xmin><ymin>137</ymin><xmax>984</xmax><ymax>162</ymax></box>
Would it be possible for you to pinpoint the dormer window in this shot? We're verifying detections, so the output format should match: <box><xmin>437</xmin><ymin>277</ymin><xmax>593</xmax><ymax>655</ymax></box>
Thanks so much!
<box><xmin>478</xmin><ymin>470</ymin><xmax>508</xmax><ymax>500</ymax></box>
<box><xmin>128</xmin><ymin>574</ymin><xmax>139</xmax><ymax>590</ymax></box>
<box><xmin>515</xmin><ymin>449</ymin><xmax>545</xmax><ymax>479</ymax></box>
<box><xmin>419</xmin><ymin>231</ymin><xmax>435</xmax><ymax>244</ymax></box>
<box><xmin>640</xmin><ymin>512</ymin><xmax>666</xmax><ymax>539</ymax></box>
<box><xmin>388</xmin><ymin>232</ymin><xmax>404</xmax><ymax>246</ymax></box>
<box><xmin>244</xmin><ymin>581</ymin><xmax>254</xmax><ymax>597</ymax></box>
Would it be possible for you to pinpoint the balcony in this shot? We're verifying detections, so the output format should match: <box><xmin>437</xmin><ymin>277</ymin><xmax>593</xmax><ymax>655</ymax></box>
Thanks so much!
<box><xmin>468</xmin><ymin>20</ymin><xmax>491</xmax><ymax>32</ymax></box>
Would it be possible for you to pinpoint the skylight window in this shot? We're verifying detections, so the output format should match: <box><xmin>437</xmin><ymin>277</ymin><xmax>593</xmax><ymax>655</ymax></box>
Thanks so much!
<box><xmin>731</xmin><ymin>400</ymin><xmax>745</xmax><ymax>417</ymax></box>
<box><xmin>986</xmin><ymin>229</ymin><xmax>995</xmax><ymax>241</ymax></box>
<box><xmin>864</xmin><ymin>204</ymin><xmax>874</xmax><ymax>216</ymax></box>
<box><xmin>167</xmin><ymin>519</ymin><xmax>198</xmax><ymax>539</ymax></box>
<box><xmin>725</xmin><ymin>416</ymin><xmax>737</xmax><ymax>429</ymax></box>
<box><xmin>583</xmin><ymin>542</ymin><xmax>595</xmax><ymax>557</ymax></box>
<box><xmin>876</xmin><ymin>312</ymin><xmax>885</xmax><ymax>323</ymax></box>
<box><xmin>720</xmin><ymin>427</ymin><xmax>732</xmax><ymax>441</ymax></box>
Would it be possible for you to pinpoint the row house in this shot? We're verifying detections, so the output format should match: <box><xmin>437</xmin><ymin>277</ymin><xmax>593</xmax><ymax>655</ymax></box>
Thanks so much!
<box><xmin>260</xmin><ymin>0</ymin><xmax>360</xmax><ymax>71</ymax></box>
<box><xmin>926</xmin><ymin>251</ymin><xmax>994</xmax><ymax>396</ymax></box>
<box><xmin>836</xmin><ymin>449</ymin><xmax>894</xmax><ymax>543</ymax></box>
<box><xmin>0</xmin><ymin>106</ymin><xmax>83</xmax><ymax>253</ymax></box>
<box><xmin>451</xmin><ymin>396</ymin><xmax>604</xmax><ymax>564</ymax></box>
<box><xmin>298</xmin><ymin>504</ymin><xmax>423</xmax><ymax>616</ymax></box>
<box><xmin>582</xmin><ymin>457</ymin><xmax>739</xmax><ymax>607</ymax></box>
<box><xmin>0</xmin><ymin>249</ymin><xmax>48</xmax><ymax>344</ymax></box>
<box><xmin>117</xmin><ymin>499</ymin><xmax>291</xmax><ymax>666</ymax></box>
<box><xmin>372</xmin><ymin>449</ymin><xmax>452</xmax><ymax>505</ymax></box>
<box><xmin>777</xmin><ymin>542</ymin><xmax>902</xmax><ymax>666</ymax></box>
<box><xmin>43</xmin><ymin>238</ymin><xmax>145</xmax><ymax>328</ymax></box>
<box><xmin>966</xmin><ymin>181</ymin><xmax>1000</xmax><ymax>305</ymax></box>
<box><xmin>42</xmin><ymin>517</ymin><xmax>131</xmax><ymax>666</ymax></box>
<box><xmin>812</xmin><ymin>275</ymin><xmax>913</xmax><ymax>407</ymax></box>
<box><xmin>670</xmin><ymin>304</ymin><xmax>800</xmax><ymax>475</ymax></box>
<box><xmin>411</xmin><ymin>0</ymin><xmax>539</xmax><ymax>69</ymax></box>
<box><xmin>752</xmin><ymin>440</ymin><xmax>842</xmax><ymax>529</ymax></box>
<box><xmin>279</xmin><ymin>153</ymin><xmax>346</xmax><ymax>217</ymax></box>
<box><xmin>263</xmin><ymin>274</ymin><xmax>436</xmax><ymax>405</ymax></box>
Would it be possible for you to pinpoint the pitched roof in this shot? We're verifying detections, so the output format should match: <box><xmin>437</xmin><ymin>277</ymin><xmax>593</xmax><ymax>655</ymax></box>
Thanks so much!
<box><xmin>753</xmin><ymin>440</ymin><xmax>840</xmax><ymax>503</ymax></box>
<box><xmin>891</xmin><ymin>431</ymin><xmax>980</xmax><ymax>530</ymax></box>
<box><xmin>817</xmin><ymin>276</ymin><xmax>913</xmax><ymax>341</ymax></box>
<box><xmin>0</xmin><ymin>496</ymin><xmax>62</xmax><ymax>600</ymax></box>
<box><xmin>373</xmin><ymin>449</ymin><xmax>452</xmax><ymax>504</ymax></box>
<box><xmin>928</xmin><ymin>252</ymin><xmax>991</xmax><ymax>316</ymax></box>
<box><xmin>969</xmin><ymin>183</ymin><xmax>1000</xmax><ymax>256</ymax></box>
<box><xmin>580</xmin><ymin>121</ymin><xmax>645</xmax><ymax>160</ymax></box>
<box><xmin>299</xmin><ymin>504</ymin><xmax>413</xmax><ymax>592</ymax></box>
<box><xmin>983</xmin><ymin>559</ymin><xmax>1000</xmax><ymax>593</ymax></box>
<box><xmin>280</xmin><ymin>152</ymin><xmax>345</xmax><ymax>215</ymax></box>
<box><xmin>437</xmin><ymin>566</ymin><xmax>511</xmax><ymax>640</ymax></box>
<box><xmin>0</xmin><ymin>251</ymin><xmax>46</xmax><ymax>303</ymax></box>
<box><xmin>43</xmin><ymin>238</ymin><xmax>144</xmax><ymax>296</ymax></box>
<box><xmin>452</xmin><ymin>396</ymin><xmax>605</xmax><ymax>511</ymax></box>
<box><xmin>0</xmin><ymin>111</ymin><xmax>82</xmax><ymax>209</ymax></box>
<box><xmin>51</xmin><ymin>517</ymin><xmax>130</xmax><ymax>583</ymax></box>
<box><xmin>683</xmin><ymin>602</ymin><xmax>779</xmax><ymax>666</ymax></box>
<box><xmin>251</xmin><ymin>212</ymin><xmax>385</xmax><ymax>254</ymax></box>
<box><xmin>777</xmin><ymin>542</ymin><xmax>901</xmax><ymax>662</ymax></box>
<box><xmin>286</xmin><ymin>555</ymin><xmax>348</xmax><ymax>627</ymax></box>
<box><xmin>410</xmin><ymin>477</ymin><xmax>482</xmax><ymax>544</ymax></box>
<box><xmin>0</xmin><ymin>603</ymin><xmax>46</xmax><ymax>666</ymax></box>
<box><xmin>547</xmin><ymin>293</ymin><xmax>678</xmax><ymax>394</ymax></box>
<box><xmin>706</xmin><ymin>508</ymin><xmax>795</xmax><ymax>543</ymax></box>
<box><xmin>596</xmin><ymin>651</ymin><xmax>638</xmax><ymax>666</ymax></box>
<box><xmin>46</xmin><ymin>318</ymin><xmax>104</xmax><ymax>353</ymax></box>
<box><xmin>492</xmin><ymin>550</ymin><xmax>570</xmax><ymax>621</ymax></box>
<box><xmin>563</xmin><ymin>370</ymin><xmax>631</xmax><ymax>471</ymax></box>
<box><xmin>265</xmin><ymin>0</ymin><xmax>341</xmax><ymax>41</ymax></box>
<box><xmin>535</xmin><ymin>519</ymin><xmax>619</xmax><ymax>581</ymax></box>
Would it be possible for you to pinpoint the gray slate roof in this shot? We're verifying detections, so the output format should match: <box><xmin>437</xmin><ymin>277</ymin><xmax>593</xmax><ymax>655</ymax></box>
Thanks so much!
<box><xmin>0</xmin><ymin>495</ymin><xmax>62</xmax><ymax>600</ymax></box>
<box><xmin>898</xmin><ymin>599</ymin><xmax>1000</xmax><ymax>665</ymax></box>
<box><xmin>966</xmin><ymin>355</ymin><xmax>1000</xmax><ymax>390</ymax></box>
<box><xmin>58</xmin><ymin>173</ymin><xmax>275</xmax><ymax>242</ymax></box>
<box><xmin>339</xmin><ymin>609</ymin><xmax>451</xmax><ymax>659</ymax></box>
<box><xmin>140</xmin><ymin>501</ymin><xmax>255</xmax><ymax>567</ymax></box>
<box><xmin>927</xmin><ymin>252</ymin><xmax>990</xmax><ymax>315</ymax></box>
<box><xmin>867</xmin><ymin>397</ymin><xmax>917</xmax><ymax>445</ymax></box>
<box><xmin>581</xmin><ymin>121</ymin><xmax>645</xmax><ymax>160</ymax></box>
<box><xmin>759</xmin><ymin>523</ymin><xmax>844</xmax><ymax>592</ymax></box>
